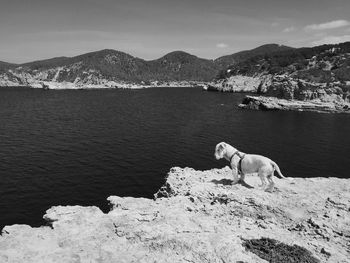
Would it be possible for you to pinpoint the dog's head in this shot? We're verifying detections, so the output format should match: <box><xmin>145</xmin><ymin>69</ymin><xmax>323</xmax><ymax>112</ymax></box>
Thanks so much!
<box><xmin>214</xmin><ymin>142</ymin><xmax>227</xmax><ymax>160</ymax></box>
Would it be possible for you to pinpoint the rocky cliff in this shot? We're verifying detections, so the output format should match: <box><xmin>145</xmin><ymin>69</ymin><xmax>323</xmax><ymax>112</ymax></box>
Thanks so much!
<box><xmin>239</xmin><ymin>95</ymin><xmax>350</xmax><ymax>113</ymax></box>
<box><xmin>212</xmin><ymin>42</ymin><xmax>350</xmax><ymax>111</ymax></box>
<box><xmin>1</xmin><ymin>167</ymin><xmax>349</xmax><ymax>262</ymax></box>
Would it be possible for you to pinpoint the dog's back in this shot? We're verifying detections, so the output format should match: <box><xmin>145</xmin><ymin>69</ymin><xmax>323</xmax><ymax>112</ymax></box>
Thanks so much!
<box><xmin>241</xmin><ymin>154</ymin><xmax>273</xmax><ymax>174</ymax></box>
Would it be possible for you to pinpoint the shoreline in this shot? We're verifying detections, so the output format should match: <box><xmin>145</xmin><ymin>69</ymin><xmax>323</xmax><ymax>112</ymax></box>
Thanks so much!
<box><xmin>239</xmin><ymin>95</ymin><xmax>350</xmax><ymax>114</ymax></box>
<box><xmin>0</xmin><ymin>85</ymin><xmax>203</xmax><ymax>90</ymax></box>
<box><xmin>0</xmin><ymin>81</ymin><xmax>206</xmax><ymax>90</ymax></box>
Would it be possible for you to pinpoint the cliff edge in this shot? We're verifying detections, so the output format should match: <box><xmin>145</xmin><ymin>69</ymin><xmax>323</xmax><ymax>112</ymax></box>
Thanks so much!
<box><xmin>1</xmin><ymin>167</ymin><xmax>349</xmax><ymax>262</ymax></box>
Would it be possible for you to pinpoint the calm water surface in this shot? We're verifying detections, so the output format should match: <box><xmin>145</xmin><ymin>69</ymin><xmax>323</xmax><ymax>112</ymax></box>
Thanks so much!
<box><xmin>0</xmin><ymin>87</ymin><xmax>349</xmax><ymax>228</ymax></box>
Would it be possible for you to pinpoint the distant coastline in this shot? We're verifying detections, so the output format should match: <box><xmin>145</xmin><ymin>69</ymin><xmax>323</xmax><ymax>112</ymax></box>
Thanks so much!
<box><xmin>1</xmin><ymin>42</ymin><xmax>349</xmax><ymax>113</ymax></box>
<box><xmin>0</xmin><ymin>81</ymin><xmax>206</xmax><ymax>90</ymax></box>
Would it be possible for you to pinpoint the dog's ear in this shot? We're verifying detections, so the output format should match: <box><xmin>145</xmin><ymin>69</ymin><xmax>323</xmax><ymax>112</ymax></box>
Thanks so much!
<box><xmin>219</xmin><ymin>143</ymin><xmax>226</xmax><ymax>157</ymax></box>
<box><xmin>215</xmin><ymin>142</ymin><xmax>226</xmax><ymax>159</ymax></box>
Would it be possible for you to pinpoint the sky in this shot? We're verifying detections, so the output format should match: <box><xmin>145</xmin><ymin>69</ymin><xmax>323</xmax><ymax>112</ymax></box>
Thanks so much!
<box><xmin>1</xmin><ymin>0</ymin><xmax>350</xmax><ymax>63</ymax></box>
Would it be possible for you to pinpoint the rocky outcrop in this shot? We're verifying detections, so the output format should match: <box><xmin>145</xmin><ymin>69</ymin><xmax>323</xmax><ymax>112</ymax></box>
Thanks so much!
<box><xmin>211</xmin><ymin>42</ymin><xmax>350</xmax><ymax>112</ymax></box>
<box><xmin>264</xmin><ymin>75</ymin><xmax>350</xmax><ymax>103</ymax></box>
<box><xmin>239</xmin><ymin>95</ymin><xmax>350</xmax><ymax>113</ymax></box>
<box><xmin>209</xmin><ymin>74</ymin><xmax>273</xmax><ymax>93</ymax></box>
<box><xmin>211</xmin><ymin>73</ymin><xmax>350</xmax><ymax>113</ymax></box>
<box><xmin>1</xmin><ymin>167</ymin><xmax>349</xmax><ymax>262</ymax></box>
<box><xmin>210</xmin><ymin>73</ymin><xmax>350</xmax><ymax>102</ymax></box>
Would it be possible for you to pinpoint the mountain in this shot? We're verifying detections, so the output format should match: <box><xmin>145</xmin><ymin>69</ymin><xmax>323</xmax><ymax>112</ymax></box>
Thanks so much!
<box><xmin>18</xmin><ymin>50</ymin><xmax>149</xmax><ymax>82</ymax></box>
<box><xmin>148</xmin><ymin>51</ymin><xmax>219</xmax><ymax>81</ymax></box>
<box><xmin>214</xmin><ymin>44</ymin><xmax>293</xmax><ymax>69</ymax></box>
<box><xmin>0</xmin><ymin>44</ymin><xmax>296</xmax><ymax>88</ymax></box>
<box><xmin>0</xmin><ymin>49</ymin><xmax>223</xmax><ymax>87</ymax></box>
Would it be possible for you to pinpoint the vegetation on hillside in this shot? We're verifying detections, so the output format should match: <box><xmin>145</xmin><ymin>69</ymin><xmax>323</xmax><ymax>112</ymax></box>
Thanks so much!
<box><xmin>214</xmin><ymin>44</ymin><xmax>293</xmax><ymax>70</ymax></box>
<box><xmin>0</xmin><ymin>61</ymin><xmax>16</xmax><ymax>73</ymax></box>
<box><xmin>0</xmin><ymin>44</ymin><xmax>299</xmax><ymax>83</ymax></box>
<box><xmin>1</xmin><ymin>42</ymin><xmax>349</xmax><ymax>84</ymax></box>
<box><xmin>6</xmin><ymin>50</ymin><xmax>220</xmax><ymax>82</ymax></box>
<box><xmin>219</xmin><ymin>42</ymin><xmax>350</xmax><ymax>82</ymax></box>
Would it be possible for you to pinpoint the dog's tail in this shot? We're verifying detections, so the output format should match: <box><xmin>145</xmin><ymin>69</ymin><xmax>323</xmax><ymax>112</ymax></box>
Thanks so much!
<box><xmin>271</xmin><ymin>161</ymin><xmax>285</xmax><ymax>178</ymax></box>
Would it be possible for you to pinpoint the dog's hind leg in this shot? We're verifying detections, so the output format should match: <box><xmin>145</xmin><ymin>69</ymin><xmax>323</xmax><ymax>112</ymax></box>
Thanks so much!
<box><xmin>265</xmin><ymin>174</ymin><xmax>275</xmax><ymax>193</ymax></box>
<box><xmin>258</xmin><ymin>173</ymin><xmax>267</xmax><ymax>188</ymax></box>
<box><xmin>258</xmin><ymin>167</ymin><xmax>270</xmax><ymax>189</ymax></box>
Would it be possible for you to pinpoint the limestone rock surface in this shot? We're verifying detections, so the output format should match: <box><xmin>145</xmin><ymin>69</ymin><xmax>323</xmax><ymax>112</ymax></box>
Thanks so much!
<box><xmin>1</xmin><ymin>167</ymin><xmax>349</xmax><ymax>262</ymax></box>
<box><xmin>239</xmin><ymin>95</ymin><xmax>350</xmax><ymax>113</ymax></box>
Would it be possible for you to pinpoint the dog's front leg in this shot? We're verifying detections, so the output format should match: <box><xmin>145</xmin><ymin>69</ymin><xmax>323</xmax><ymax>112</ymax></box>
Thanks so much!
<box><xmin>231</xmin><ymin>167</ymin><xmax>240</xmax><ymax>184</ymax></box>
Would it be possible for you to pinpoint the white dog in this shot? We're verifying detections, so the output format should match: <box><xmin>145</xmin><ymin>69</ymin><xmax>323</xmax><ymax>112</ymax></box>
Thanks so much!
<box><xmin>214</xmin><ymin>142</ymin><xmax>285</xmax><ymax>192</ymax></box>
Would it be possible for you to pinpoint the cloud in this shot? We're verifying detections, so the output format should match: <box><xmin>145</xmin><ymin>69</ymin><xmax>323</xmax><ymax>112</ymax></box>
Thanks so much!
<box><xmin>304</xmin><ymin>20</ymin><xmax>350</xmax><ymax>31</ymax></box>
<box><xmin>282</xmin><ymin>26</ymin><xmax>296</xmax><ymax>33</ymax></box>
<box><xmin>216</xmin><ymin>43</ymin><xmax>229</xmax><ymax>48</ymax></box>
<box><xmin>312</xmin><ymin>35</ymin><xmax>350</xmax><ymax>45</ymax></box>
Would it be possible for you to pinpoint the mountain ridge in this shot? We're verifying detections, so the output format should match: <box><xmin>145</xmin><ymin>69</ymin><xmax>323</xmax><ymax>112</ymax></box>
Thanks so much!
<box><xmin>1</xmin><ymin>42</ymin><xmax>349</xmax><ymax>89</ymax></box>
<box><xmin>214</xmin><ymin>43</ymin><xmax>293</xmax><ymax>69</ymax></box>
<box><xmin>0</xmin><ymin>44</ymin><xmax>290</xmax><ymax>65</ymax></box>
<box><xmin>0</xmin><ymin>44</ymin><xmax>295</xmax><ymax>86</ymax></box>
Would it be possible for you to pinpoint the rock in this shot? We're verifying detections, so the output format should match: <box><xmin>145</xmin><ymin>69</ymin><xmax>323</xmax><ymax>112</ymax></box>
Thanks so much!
<box><xmin>1</xmin><ymin>167</ymin><xmax>349</xmax><ymax>262</ymax></box>
<box><xmin>207</xmin><ymin>75</ymin><xmax>273</xmax><ymax>93</ymax></box>
<box><xmin>239</xmin><ymin>95</ymin><xmax>350</xmax><ymax>113</ymax></box>
<box><xmin>212</xmin><ymin>69</ymin><xmax>350</xmax><ymax>112</ymax></box>
<box><xmin>264</xmin><ymin>75</ymin><xmax>348</xmax><ymax>103</ymax></box>
<box><xmin>202</xmin><ymin>84</ymin><xmax>219</xmax><ymax>92</ymax></box>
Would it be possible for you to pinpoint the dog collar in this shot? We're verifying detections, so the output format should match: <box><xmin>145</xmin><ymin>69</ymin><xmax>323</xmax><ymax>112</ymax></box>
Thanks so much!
<box><xmin>229</xmin><ymin>150</ymin><xmax>239</xmax><ymax>163</ymax></box>
<box><xmin>229</xmin><ymin>150</ymin><xmax>245</xmax><ymax>163</ymax></box>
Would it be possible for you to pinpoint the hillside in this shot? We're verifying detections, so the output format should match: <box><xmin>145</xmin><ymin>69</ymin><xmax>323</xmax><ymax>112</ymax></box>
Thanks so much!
<box><xmin>0</xmin><ymin>44</ymin><xmax>292</xmax><ymax>88</ymax></box>
<box><xmin>0</xmin><ymin>50</ymin><xmax>219</xmax><ymax>88</ymax></box>
<box><xmin>211</xmin><ymin>42</ymin><xmax>350</xmax><ymax>110</ymax></box>
<box><xmin>214</xmin><ymin>44</ymin><xmax>293</xmax><ymax>71</ymax></box>
<box><xmin>148</xmin><ymin>51</ymin><xmax>219</xmax><ymax>81</ymax></box>
<box><xmin>20</xmin><ymin>56</ymin><xmax>70</xmax><ymax>70</ymax></box>
<box><xmin>0</xmin><ymin>61</ymin><xmax>16</xmax><ymax>72</ymax></box>
<box><xmin>222</xmin><ymin>42</ymin><xmax>350</xmax><ymax>78</ymax></box>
